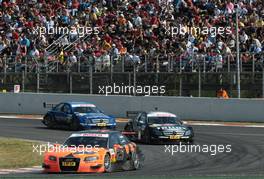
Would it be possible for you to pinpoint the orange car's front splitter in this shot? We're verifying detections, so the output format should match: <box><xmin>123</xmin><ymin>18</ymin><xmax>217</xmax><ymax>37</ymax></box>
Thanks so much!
<box><xmin>42</xmin><ymin>162</ymin><xmax>105</xmax><ymax>173</ymax></box>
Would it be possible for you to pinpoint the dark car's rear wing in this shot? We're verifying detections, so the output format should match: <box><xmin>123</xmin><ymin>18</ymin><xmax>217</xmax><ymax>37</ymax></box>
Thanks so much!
<box><xmin>126</xmin><ymin>111</ymin><xmax>144</xmax><ymax>119</ymax></box>
<box><xmin>43</xmin><ymin>102</ymin><xmax>57</xmax><ymax>109</ymax></box>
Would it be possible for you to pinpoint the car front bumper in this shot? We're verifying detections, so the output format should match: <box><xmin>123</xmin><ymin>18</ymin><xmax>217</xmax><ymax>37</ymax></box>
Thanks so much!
<box><xmin>42</xmin><ymin>161</ymin><xmax>105</xmax><ymax>173</ymax></box>
<box><xmin>150</xmin><ymin>133</ymin><xmax>193</xmax><ymax>141</ymax></box>
<box><xmin>80</xmin><ymin>123</ymin><xmax>116</xmax><ymax>129</ymax></box>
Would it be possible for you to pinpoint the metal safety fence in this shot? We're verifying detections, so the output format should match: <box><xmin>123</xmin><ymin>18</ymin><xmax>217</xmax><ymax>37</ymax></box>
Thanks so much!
<box><xmin>0</xmin><ymin>70</ymin><xmax>264</xmax><ymax>98</ymax></box>
<box><xmin>0</xmin><ymin>52</ymin><xmax>264</xmax><ymax>98</ymax></box>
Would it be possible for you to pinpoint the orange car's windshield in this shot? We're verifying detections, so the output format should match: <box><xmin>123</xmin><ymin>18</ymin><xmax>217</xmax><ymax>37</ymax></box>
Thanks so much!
<box><xmin>63</xmin><ymin>137</ymin><xmax>108</xmax><ymax>148</ymax></box>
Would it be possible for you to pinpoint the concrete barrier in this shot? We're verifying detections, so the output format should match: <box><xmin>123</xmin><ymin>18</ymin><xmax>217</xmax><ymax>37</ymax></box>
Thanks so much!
<box><xmin>0</xmin><ymin>93</ymin><xmax>263</xmax><ymax>122</ymax></box>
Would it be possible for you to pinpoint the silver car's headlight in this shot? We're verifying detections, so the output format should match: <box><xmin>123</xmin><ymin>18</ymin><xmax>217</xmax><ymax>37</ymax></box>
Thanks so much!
<box><xmin>153</xmin><ymin>128</ymin><xmax>163</xmax><ymax>135</ymax></box>
<box><xmin>185</xmin><ymin>130</ymin><xmax>192</xmax><ymax>136</ymax></box>
<box><xmin>85</xmin><ymin>119</ymin><xmax>92</xmax><ymax>124</ymax></box>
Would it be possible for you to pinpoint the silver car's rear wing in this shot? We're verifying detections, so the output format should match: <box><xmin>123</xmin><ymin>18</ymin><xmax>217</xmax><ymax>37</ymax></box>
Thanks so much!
<box><xmin>126</xmin><ymin>111</ymin><xmax>144</xmax><ymax>119</ymax></box>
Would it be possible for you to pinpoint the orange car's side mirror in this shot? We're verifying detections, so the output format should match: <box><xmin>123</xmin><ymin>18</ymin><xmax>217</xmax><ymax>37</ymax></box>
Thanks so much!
<box><xmin>113</xmin><ymin>144</ymin><xmax>122</xmax><ymax>149</ymax></box>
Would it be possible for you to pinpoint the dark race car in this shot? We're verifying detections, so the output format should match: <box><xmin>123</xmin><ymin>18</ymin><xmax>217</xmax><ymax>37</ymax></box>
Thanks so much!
<box><xmin>42</xmin><ymin>102</ymin><xmax>116</xmax><ymax>130</ymax></box>
<box><xmin>42</xmin><ymin>130</ymin><xmax>144</xmax><ymax>173</ymax></box>
<box><xmin>124</xmin><ymin>111</ymin><xmax>194</xmax><ymax>144</ymax></box>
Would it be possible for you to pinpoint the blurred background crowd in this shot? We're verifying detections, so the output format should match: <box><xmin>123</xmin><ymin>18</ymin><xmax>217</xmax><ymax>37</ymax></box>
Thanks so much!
<box><xmin>0</xmin><ymin>0</ymin><xmax>263</xmax><ymax>73</ymax></box>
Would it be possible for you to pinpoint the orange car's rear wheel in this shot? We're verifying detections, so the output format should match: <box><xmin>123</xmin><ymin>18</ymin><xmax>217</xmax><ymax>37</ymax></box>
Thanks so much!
<box><xmin>104</xmin><ymin>154</ymin><xmax>114</xmax><ymax>172</ymax></box>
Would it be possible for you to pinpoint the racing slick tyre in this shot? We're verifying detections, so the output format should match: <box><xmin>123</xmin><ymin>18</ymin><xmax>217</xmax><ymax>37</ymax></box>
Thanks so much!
<box><xmin>43</xmin><ymin>115</ymin><xmax>55</xmax><ymax>128</ymax></box>
<box><xmin>70</xmin><ymin>118</ymin><xmax>80</xmax><ymax>131</ymax></box>
<box><xmin>104</xmin><ymin>154</ymin><xmax>115</xmax><ymax>173</ymax></box>
<box><xmin>121</xmin><ymin>147</ymin><xmax>144</xmax><ymax>171</ymax></box>
<box><xmin>143</xmin><ymin>129</ymin><xmax>151</xmax><ymax>144</ymax></box>
<box><xmin>181</xmin><ymin>138</ymin><xmax>194</xmax><ymax>145</ymax></box>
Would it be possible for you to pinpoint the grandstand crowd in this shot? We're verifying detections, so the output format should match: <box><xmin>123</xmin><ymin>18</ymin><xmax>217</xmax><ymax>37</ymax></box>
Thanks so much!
<box><xmin>0</xmin><ymin>0</ymin><xmax>263</xmax><ymax>73</ymax></box>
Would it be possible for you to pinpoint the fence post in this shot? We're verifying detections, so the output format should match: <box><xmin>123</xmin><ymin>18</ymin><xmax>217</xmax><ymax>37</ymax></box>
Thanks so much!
<box><xmin>167</xmin><ymin>55</ymin><xmax>170</xmax><ymax>72</ymax></box>
<box><xmin>133</xmin><ymin>63</ymin><xmax>136</xmax><ymax>96</ymax></box>
<box><xmin>180</xmin><ymin>57</ymin><xmax>182</xmax><ymax>73</ymax></box>
<box><xmin>156</xmin><ymin>55</ymin><xmax>159</xmax><ymax>73</ymax></box>
<box><xmin>198</xmin><ymin>65</ymin><xmax>201</xmax><ymax>97</ymax></box>
<box><xmin>36</xmin><ymin>65</ymin><xmax>40</xmax><ymax>93</ymax></box>
<box><xmin>110</xmin><ymin>55</ymin><xmax>113</xmax><ymax>82</ymax></box>
<box><xmin>168</xmin><ymin>55</ymin><xmax>173</xmax><ymax>72</ymax></box>
<box><xmin>179</xmin><ymin>74</ymin><xmax>182</xmax><ymax>96</ymax></box>
<box><xmin>25</xmin><ymin>56</ymin><xmax>27</xmax><ymax>75</ymax></box>
<box><xmin>15</xmin><ymin>58</ymin><xmax>17</xmax><ymax>73</ymax></box>
<box><xmin>228</xmin><ymin>55</ymin><xmax>230</xmax><ymax>73</ymax></box>
<box><xmin>122</xmin><ymin>55</ymin><xmax>125</xmax><ymax>72</ymax></box>
<box><xmin>191</xmin><ymin>54</ymin><xmax>195</xmax><ymax>72</ymax></box>
<box><xmin>22</xmin><ymin>71</ymin><xmax>25</xmax><ymax>92</ymax></box>
<box><xmin>78</xmin><ymin>57</ymin><xmax>81</xmax><ymax>73</ymax></box>
<box><xmin>145</xmin><ymin>54</ymin><xmax>147</xmax><ymax>72</ymax></box>
<box><xmin>57</xmin><ymin>61</ymin><xmax>59</xmax><ymax>72</ymax></box>
<box><xmin>252</xmin><ymin>54</ymin><xmax>255</xmax><ymax>73</ymax></box>
<box><xmin>45</xmin><ymin>57</ymin><xmax>48</xmax><ymax>73</ymax></box>
<box><xmin>89</xmin><ymin>65</ymin><xmax>93</xmax><ymax>94</ymax></box>
<box><xmin>240</xmin><ymin>55</ymin><xmax>243</xmax><ymax>72</ymax></box>
<box><xmin>3</xmin><ymin>56</ymin><xmax>6</xmax><ymax>83</ymax></box>
<box><xmin>203</xmin><ymin>56</ymin><xmax>206</xmax><ymax>73</ymax></box>
<box><xmin>179</xmin><ymin>57</ymin><xmax>182</xmax><ymax>96</ymax></box>
<box><xmin>69</xmin><ymin>72</ymin><xmax>72</xmax><ymax>93</ymax></box>
<box><xmin>128</xmin><ymin>72</ymin><xmax>131</xmax><ymax>87</ymax></box>
<box><xmin>170</xmin><ymin>55</ymin><xmax>174</xmax><ymax>72</ymax></box>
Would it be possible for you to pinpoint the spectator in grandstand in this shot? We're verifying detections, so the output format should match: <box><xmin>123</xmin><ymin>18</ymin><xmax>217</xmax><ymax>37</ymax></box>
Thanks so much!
<box><xmin>110</xmin><ymin>44</ymin><xmax>120</xmax><ymax>62</ymax></box>
<box><xmin>217</xmin><ymin>88</ymin><xmax>229</xmax><ymax>99</ymax></box>
<box><xmin>69</xmin><ymin>52</ymin><xmax>77</xmax><ymax>64</ymax></box>
<box><xmin>60</xmin><ymin>36</ymin><xmax>70</xmax><ymax>48</ymax></box>
<box><xmin>0</xmin><ymin>39</ymin><xmax>6</xmax><ymax>53</ymax></box>
<box><xmin>29</xmin><ymin>46</ymin><xmax>40</xmax><ymax>59</ymax></box>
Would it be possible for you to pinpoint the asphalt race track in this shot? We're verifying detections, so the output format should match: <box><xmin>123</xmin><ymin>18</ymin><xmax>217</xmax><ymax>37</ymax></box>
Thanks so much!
<box><xmin>0</xmin><ymin>117</ymin><xmax>264</xmax><ymax>177</ymax></box>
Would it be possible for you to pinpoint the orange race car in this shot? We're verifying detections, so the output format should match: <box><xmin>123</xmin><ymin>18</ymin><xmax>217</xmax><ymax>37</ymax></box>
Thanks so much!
<box><xmin>42</xmin><ymin>130</ymin><xmax>144</xmax><ymax>173</ymax></box>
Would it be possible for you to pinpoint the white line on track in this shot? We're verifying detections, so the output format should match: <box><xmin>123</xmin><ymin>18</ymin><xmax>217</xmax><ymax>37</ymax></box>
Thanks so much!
<box><xmin>184</xmin><ymin>122</ymin><xmax>264</xmax><ymax>128</ymax></box>
<box><xmin>0</xmin><ymin>166</ymin><xmax>42</xmax><ymax>175</ymax></box>
<box><xmin>198</xmin><ymin>131</ymin><xmax>264</xmax><ymax>137</ymax></box>
<box><xmin>0</xmin><ymin>116</ymin><xmax>42</xmax><ymax>120</ymax></box>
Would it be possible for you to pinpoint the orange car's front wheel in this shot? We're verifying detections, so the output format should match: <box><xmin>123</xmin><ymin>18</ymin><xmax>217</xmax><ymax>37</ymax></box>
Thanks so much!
<box><xmin>104</xmin><ymin>154</ymin><xmax>115</xmax><ymax>173</ymax></box>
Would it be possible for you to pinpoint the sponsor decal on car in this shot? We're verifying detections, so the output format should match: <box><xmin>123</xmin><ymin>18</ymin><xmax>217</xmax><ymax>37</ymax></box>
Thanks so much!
<box><xmin>147</xmin><ymin>112</ymin><xmax>176</xmax><ymax>118</ymax></box>
<box><xmin>71</xmin><ymin>104</ymin><xmax>96</xmax><ymax>107</ymax></box>
<box><xmin>70</xmin><ymin>133</ymin><xmax>109</xmax><ymax>138</ymax></box>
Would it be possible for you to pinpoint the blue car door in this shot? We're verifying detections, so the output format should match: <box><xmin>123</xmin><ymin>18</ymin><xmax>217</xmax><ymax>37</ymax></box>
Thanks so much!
<box><xmin>51</xmin><ymin>103</ymin><xmax>64</xmax><ymax>123</ymax></box>
<box><xmin>55</xmin><ymin>103</ymin><xmax>72</xmax><ymax>124</ymax></box>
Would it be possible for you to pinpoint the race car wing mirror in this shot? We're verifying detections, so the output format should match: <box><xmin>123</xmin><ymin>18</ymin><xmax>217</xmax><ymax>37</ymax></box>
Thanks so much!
<box><xmin>113</xmin><ymin>144</ymin><xmax>122</xmax><ymax>149</ymax></box>
<box><xmin>138</xmin><ymin>120</ymin><xmax>145</xmax><ymax>125</ymax></box>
